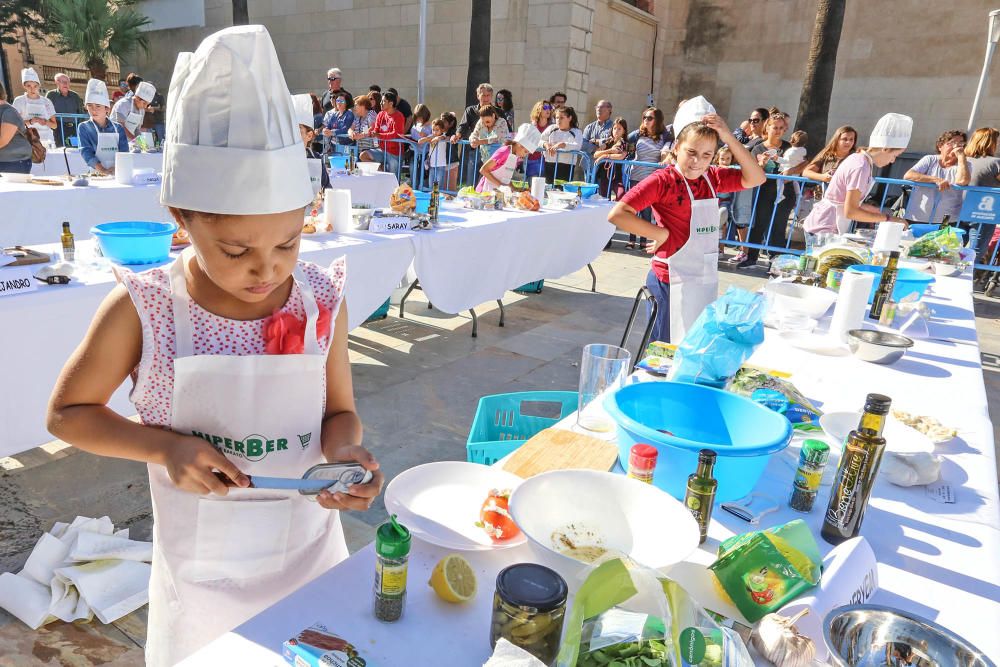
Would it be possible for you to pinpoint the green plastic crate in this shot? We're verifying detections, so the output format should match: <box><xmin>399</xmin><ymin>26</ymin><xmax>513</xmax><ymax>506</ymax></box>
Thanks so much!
<box><xmin>514</xmin><ymin>280</ymin><xmax>544</xmax><ymax>294</ymax></box>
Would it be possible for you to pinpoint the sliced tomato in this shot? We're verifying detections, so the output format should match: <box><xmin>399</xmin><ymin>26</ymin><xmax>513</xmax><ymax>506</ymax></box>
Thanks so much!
<box><xmin>477</xmin><ymin>489</ymin><xmax>521</xmax><ymax>542</ymax></box>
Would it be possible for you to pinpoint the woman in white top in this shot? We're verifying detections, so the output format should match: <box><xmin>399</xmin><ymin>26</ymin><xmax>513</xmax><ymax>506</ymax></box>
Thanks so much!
<box><xmin>540</xmin><ymin>105</ymin><xmax>583</xmax><ymax>183</ymax></box>
<box><xmin>12</xmin><ymin>68</ymin><xmax>56</xmax><ymax>145</ymax></box>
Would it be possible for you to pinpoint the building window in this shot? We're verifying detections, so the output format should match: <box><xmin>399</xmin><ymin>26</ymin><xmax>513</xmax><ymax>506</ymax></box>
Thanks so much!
<box><xmin>619</xmin><ymin>0</ymin><xmax>654</xmax><ymax>13</ymax></box>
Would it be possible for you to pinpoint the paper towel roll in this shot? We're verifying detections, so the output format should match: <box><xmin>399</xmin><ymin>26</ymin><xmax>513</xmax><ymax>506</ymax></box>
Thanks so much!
<box><xmin>530</xmin><ymin>176</ymin><xmax>547</xmax><ymax>201</ymax></box>
<box><xmin>829</xmin><ymin>270</ymin><xmax>875</xmax><ymax>342</ymax></box>
<box><xmin>873</xmin><ymin>221</ymin><xmax>905</xmax><ymax>252</ymax></box>
<box><xmin>114</xmin><ymin>152</ymin><xmax>134</xmax><ymax>185</ymax></box>
<box><xmin>324</xmin><ymin>188</ymin><xmax>353</xmax><ymax>233</ymax></box>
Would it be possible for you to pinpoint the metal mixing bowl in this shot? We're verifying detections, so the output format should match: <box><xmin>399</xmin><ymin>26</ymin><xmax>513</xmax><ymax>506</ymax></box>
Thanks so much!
<box><xmin>824</xmin><ymin>604</ymin><xmax>995</xmax><ymax>667</ymax></box>
<box><xmin>847</xmin><ymin>329</ymin><xmax>914</xmax><ymax>365</ymax></box>
<box><xmin>351</xmin><ymin>207</ymin><xmax>375</xmax><ymax>230</ymax></box>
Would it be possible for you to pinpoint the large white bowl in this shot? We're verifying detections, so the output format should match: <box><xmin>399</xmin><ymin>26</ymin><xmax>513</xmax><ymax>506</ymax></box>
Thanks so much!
<box><xmin>765</xmin><ymin>281</ymin><xmax>838</xmax><ymax>319</ymax></box>
<box><xmin>383</xmin><ymin>461</ymin><xmax>526</xmax><ymax>551</ymax></box>
<box><xmin>932</xmin><ymin>261</ymin><xmax>961</xmax><ymax>276</ymax></box>
<box><xmin>819</xmin><ymin>411</ymin><xmax>935</xmax><ymax>454</ymax></box>
<box><xmin>0</xmin><ymin>172</ymin><xmax>32</xmax><ymax>183</ymax></box>
<box><xmin>508</xmin><ymin>470</ymin><xmax>700</xmax><ymax>580</ymax></box>
<box><xmin>356</xmin><ymin>161</ymin><xmax>381</xmax><ymax>175</ymax></box>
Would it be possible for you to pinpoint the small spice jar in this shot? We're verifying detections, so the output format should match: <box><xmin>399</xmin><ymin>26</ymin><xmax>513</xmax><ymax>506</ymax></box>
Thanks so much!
<box><xmin>373</xmin><ymin>514</ymin><xmax>410</xmax><ymax>622</ymax></box>
<box><xmin>490</xmin><ymin>563</ymin><xmax>568</xmax><ymax>664</ymax></box>
<box><xmin>789</xmin><ymin>439</ymin><xmax>830</xmax><ymax>513</ymax></box>
<box><xmin>627</xmin><ymin>443</ymin><xmax>658</xmax><ymax>484</ymax></box>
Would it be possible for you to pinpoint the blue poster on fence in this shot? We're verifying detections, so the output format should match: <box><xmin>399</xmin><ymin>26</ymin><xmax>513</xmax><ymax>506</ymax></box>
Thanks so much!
<box><xmin>960</xmin><ymin>190</ymin><xmax>999</xmax><ymax>223</ymax></box>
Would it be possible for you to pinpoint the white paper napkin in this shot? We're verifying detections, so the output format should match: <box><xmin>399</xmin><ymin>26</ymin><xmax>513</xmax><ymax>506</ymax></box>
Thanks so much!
<box><xmin>49</xmin><ymin>573</ymin><xmax>91</xmax><ymax>623</ymax></box>
<box><xmin>20</xmin><ymin>532</ymin><xmax>70</xmax><ymax>586</ymax></box>
<box><xmin>55</xmin><ymin>560</ymin><xmax>151</xmax><ymax>624</ymax></box>
<box><xmin>69</xmin><ymin>531</ymin><xmax>153</xmax><ymax>562</ymax></box>
<box><xmin>0</xmin><ymin>572</ymin><xmax>55</xmax><ymax>629</ymax></box>
<box><xmin>483</xmin><ymin>639</ymin><xmax>547</xmax><ymax>667</ymax></box>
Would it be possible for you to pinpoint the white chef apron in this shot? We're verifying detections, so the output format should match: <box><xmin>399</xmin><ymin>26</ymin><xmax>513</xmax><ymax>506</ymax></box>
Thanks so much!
<box><xmin>124</xmin><ymin>109</ymin><xmax>144</xmax><ymax>135</ymax></box>
<box><xmin>143</xmin><ymin>252</ymin><xmax>348</xmax><ymax>667</ymax></box>
<box><xmin>477</xmin><ymin>147</ymin><xmax>519</xmax><ymax>192</ymax></box>
<box><xmin>307</xmin><ymin>158</ymin><xmax>322</xmax><ymax>195</ymax></box>
<box><xmin>835</xmin><ymin>151</ymin><xmax>877</xmax><ymax>234</ymax></box>
<box><xmin>654</xmin><ymin>168</ymin><xmax>721</xmax><ymax>342</ymax></box>
<box><xmin>24</xmin><ymin>99</ymin><xmax>54</xmax><ymax>145</ymax></box>
<box><xmin>95</xmin><ymin>129</ymin><xmax>120</xmax><ymax>169</ymax></box>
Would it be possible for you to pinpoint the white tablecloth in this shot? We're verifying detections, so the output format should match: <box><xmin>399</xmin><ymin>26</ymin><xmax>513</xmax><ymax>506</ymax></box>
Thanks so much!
<box><xmin>0</xmin><ymin>179</ymin><xmax>169</xmax><ymax>247</ymax></box>
<box><xmin>30</xmin><ymin>149</ymin><xmax>163</xmax><ymax>177</ymax></box>
<box><xmin>0</xmin><ymin>233</ymin><xmax>415</xmax><ymax>457</ymax></box>
<box><xmin>327</xmin><ymin>171</ymin><xmax>398</xmax><ymax>208</ymax></box>
<box><xmin>185</xmin><ymin>270</ymin><xmax>1000</xmax><ymax>666</ymax></box>
<box><xmin>409</xmin><ymin>199</ymin><xmax>615</xmax><ymax>313</ymax></box>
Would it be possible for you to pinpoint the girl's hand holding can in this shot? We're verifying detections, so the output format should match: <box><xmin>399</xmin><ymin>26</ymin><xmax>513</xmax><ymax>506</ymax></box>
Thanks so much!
<box><xmin>317</xmin><ymin>444</ymin><xmax>384</xmax><ymax>511</ymax></box>
<box><xmin>163</xmin><ymin>435</ymin><xmax>250</xmax><ymax>495</ymax></box>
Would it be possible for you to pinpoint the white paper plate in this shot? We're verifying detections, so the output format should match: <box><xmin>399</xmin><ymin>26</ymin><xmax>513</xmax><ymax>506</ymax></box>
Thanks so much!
<box><xmin>819</xmin><ymin>411</ymin><xmax>936</xmax><ymax>454</ymax></box>
<box><xmin>778</xmin><ymin>331</ymin><xmax>851</xmax><ymax>356</ymax></box>
<box><xmin>383</xmin><ymin>461</ymin><xmax>527</xmax><ymax>551</ymax></box>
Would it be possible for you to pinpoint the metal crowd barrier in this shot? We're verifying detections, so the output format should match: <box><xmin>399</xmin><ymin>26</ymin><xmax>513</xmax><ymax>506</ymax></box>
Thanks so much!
<box><xmin>53</xmin><ymin>112</ymin><xmax>90</xmax><ymax>147</ymax></box>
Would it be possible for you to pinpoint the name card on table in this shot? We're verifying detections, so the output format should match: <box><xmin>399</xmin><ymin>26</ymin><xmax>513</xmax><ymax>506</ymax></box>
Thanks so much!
<box><xmin>0</xmin><ymin>266</ymin><xmax>37</xmax><ymax>297</ymax></box>
<box><xmin>368</xmin><ymin>216</ymin><xmax>415</xmax><ymax>233</ymax></box>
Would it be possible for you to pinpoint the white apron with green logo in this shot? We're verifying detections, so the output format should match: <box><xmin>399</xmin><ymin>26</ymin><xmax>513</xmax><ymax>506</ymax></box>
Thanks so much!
<box><xmin>663</xmin><ymin>168</ymin><xmax>721</xmax><ymax>342</ymax></box>
<box><xmin>95</xmin><ymin>128</ymin><xmax>120</xmax><ymax>169</ymax></box>
<box><xmin>144</xmin><ymin>253</ymin><xmax>348</xmax><ymax>667</ymax></box>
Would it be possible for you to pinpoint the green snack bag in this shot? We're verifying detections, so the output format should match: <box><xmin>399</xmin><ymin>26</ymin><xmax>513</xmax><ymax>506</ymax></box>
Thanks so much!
<box><xmin>707</xmin><ymin>519</ymin><xmax>822</xmax><ymax>623</ymax></box>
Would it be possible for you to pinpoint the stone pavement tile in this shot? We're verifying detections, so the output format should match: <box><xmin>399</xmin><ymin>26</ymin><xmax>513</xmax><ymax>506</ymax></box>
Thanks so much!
<box><xmin>0</xmin><ymin>619</ymin><xmax>144</xmax><ymax>666</ymax></box>
<box><xmin>492</xmin><ymin>330</ymin><xmax>583</xmax><ymax>362</ymax></box>
<box><xmin>341</xmin><ymin>513</ymin><xmax>377</xmax><ymax>553</ymax></box>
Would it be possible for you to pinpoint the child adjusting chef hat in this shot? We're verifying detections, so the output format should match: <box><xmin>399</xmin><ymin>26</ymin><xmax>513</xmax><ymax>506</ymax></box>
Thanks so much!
<box><xmin>672</xmin><ymin>96</ymin><xmax>716</xmax><ymax>135</ymax></box>
<box><xmin>160</xmin><ymin>25</ymin><xmax>312</xmax><ymax>216</ymax></box>
<box><xmin>21</xmin><ymin>68</ymin><xmax>40</xmax><ymax>84</ymax></box>
<box><xmin>135</xmin><ymin>81</ymin><xmax>156</xmax><ymax>104</ymax></box>
<box><xmin>869</xmin><ymin>113</ymin><xmax>913</xmax><ymax>150</ymax></box>
<box><xmin>84</xmin><ymin>79</ymin><xmax>111</xmax><ymax>108</ymax></box>
<box><xmin>291</xmin><ymin>93</ymin><xmax>314</xmax><ymax>130</ymax></box>
<box><xmin>513</xmin><ymin>122</ymin><xmax>542</xmax><ymax>153</ymax></box>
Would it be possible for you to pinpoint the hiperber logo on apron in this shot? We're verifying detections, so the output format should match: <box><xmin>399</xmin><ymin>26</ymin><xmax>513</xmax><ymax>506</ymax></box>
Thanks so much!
<box><xmin>190</xmin><ymin>430</ymin><xmax>313</xmax><ymax>461</ymax></box>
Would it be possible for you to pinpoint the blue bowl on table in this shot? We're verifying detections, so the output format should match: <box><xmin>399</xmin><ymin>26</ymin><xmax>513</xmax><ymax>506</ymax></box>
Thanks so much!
<box><xmin>603</xmin><ymin>381</ymin><xmax>792</xmax><ymax>501</ymax></box>
<box><xmin>413</xmin><ymin>190</ymin><xmax>431</xmax><ymax>214</ymax></box>
<box><xmin>846</xmin><ymin>264</ymin><xmax>935</xmax><ymax>303</ymax></box>
<box><xmin>909</xmin><ymin>223</ymin><xmax>966</xmax><ymax>241</ymax></box>
<box><xmin>329</xmin><ymin>155</ymin><xmax>349</xmax><ymax>172</ymax></box>
<box><xmin>91</xmin><ymin>221</ymin><xmax>177</xmax><ymax>265</ymax></box>
<box><xmin>562</xmin><ymin>182</ymin><xmax>599</xmax><ymax>198</ymax></box>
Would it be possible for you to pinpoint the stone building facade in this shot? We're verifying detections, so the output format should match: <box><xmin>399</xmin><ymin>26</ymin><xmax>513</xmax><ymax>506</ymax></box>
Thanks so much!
<box><xmin>1</xmin><ymin>33</ymin><xmax>120</xmax><ymax>99</ymax></box>
<box><xmin>114</xmin><ymin>0</ymin><xmax>1000</xmax><ymax>154</ymax></box>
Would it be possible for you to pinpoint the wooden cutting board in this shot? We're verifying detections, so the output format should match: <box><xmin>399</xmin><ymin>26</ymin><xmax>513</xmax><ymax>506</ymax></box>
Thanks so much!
<box><xmin>502</xmin><ymin>428</ymin><xmax>619</xmax><ymax>478</ymax></box>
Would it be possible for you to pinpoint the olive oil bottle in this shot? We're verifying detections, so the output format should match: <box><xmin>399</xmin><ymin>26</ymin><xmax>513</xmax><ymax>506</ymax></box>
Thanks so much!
<box><xmin>684</xmin><ymin>449</ymin><xmax>717</xmax><ymax>544</ymax></box>
<box><xmin>60</xmin><ymin>221</ymin><xmax>75</xmax><ymax>262</ymax></box>
<box><xmin>821</xmin><ymin>393</ymin><xmax>891</xmax><ymax>545</ymax></box>
<box><xmin>869</xmin><ymin>251</ymin><xmax>899</xmax><ymax>321</ymax></box>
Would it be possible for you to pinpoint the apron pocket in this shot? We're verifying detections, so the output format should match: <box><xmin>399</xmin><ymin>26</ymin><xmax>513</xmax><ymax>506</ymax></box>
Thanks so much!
<box><xmin>192</xmin><ymin>497</ymin><xmax>291</xmax><ymax>583</ymax></box>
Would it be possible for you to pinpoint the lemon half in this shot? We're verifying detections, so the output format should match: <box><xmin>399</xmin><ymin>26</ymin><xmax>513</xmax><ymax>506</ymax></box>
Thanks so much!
<box><xmin>429</xmin><ymin>554</ymin><xmax>477</xmax><ymax>603</ymax></box>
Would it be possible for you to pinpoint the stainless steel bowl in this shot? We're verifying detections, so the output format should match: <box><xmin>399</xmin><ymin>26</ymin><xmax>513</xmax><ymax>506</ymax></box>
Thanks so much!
<box><xmin>351</xmin><ymin>208</ymin><xmax>375</xmax><ymax>230</ymax></box>
<box><xmin>847</xmin><ymin>329</ymin><xmax>914</xmax><ymax>365</ymax></box>
<box><xmin>824</xmin><ymin>604</ymin><xmax>995</xmax><ymax>667</ymax></box>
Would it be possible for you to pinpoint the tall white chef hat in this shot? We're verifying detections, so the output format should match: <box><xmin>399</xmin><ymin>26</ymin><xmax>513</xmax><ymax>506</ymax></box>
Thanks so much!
<box><xmin>135</xmin><ymin>81</ymin><xmax>156</xmax><ymax>103</ymax></box>
<box><xmin>291</xmin><ymin>93</ymin><xmax>314</xmax><ymax>130</ymax></box>
<box><xmin>21</xmin><ymin>68</ymin><xmax>39</xmax><ymax>84</ymax></box>
<box><xmin>672</xmin><ymin>96</ymin><xmax>715</xmax><ymax>135</ymax></box>
<box><xmin>160</xmin><ymin>25</ymin><xmax>311</xmax><ymax>215</ymax></box>
<box><xmin>84</xmin><ymin>79</ymin><xmax>110</xmax><ymax>108</ymax></box>
<box><xmin>513</xmin><ymin>122</ymin><xmax>542</xmax><ymax>153</ymax></box>
<box><xmin>869</xmin><ymin>113</ymin><xmax>913</xmax><ymax>150</ymax></box>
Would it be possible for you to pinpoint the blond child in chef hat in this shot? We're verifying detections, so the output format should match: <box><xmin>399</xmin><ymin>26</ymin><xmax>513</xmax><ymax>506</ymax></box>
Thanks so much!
<box><xmin>12</xmin><ymin>67</ymin><xmax>57</xmax><ymax>144</ymax></box>
<box><xmin>477</xmin><ymin>122</ymin><xmax>542</xmax><ymax>192</ymax></box>
<box><xmin>47</xmin><ymin>25</ymin><xmax>383</xmax><ymax>667</ymax></box>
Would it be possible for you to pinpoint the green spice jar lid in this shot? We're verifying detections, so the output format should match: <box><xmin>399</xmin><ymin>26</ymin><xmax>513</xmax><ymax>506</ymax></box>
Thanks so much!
<box><xmin>801</xmin><ymin>439</ymin><xmax>830</xmax><ymax>465</ymax></box>
<box><xmin>376</xmin><ymin>514</ymin><xmax>411</xmax><ymax>559</ymax></box>
<box><xmin>496</xmin><ymin>563</ymin><xmax>568</xmax><ymax>613</ymax></box>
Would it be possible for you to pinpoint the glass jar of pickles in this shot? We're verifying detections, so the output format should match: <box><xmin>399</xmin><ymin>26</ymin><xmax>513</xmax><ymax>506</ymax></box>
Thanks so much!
<box><xmin>490</xmin><ymin>563</ymin><xmax>568</xmax><ymax>664</ymax></box>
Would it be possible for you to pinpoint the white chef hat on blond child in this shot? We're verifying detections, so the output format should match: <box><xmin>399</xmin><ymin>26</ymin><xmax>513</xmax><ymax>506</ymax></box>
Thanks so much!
<box><xmin>513</xmin><ymin>123</ymin><xmax>542</xmax><ymax>153</ymax></box>
<box><xmin>21</xmin><ymin>68</ymin><xmax>39</xmax><ymax>84</ymax></box>
<box><xmin>291</xmin><ymin>93</ymin><xmax>314</xmax><ymax>130</ymax></box>
<box><xmin>672</xmin><ymin>96</ymin><xmax>715</xmax><ymax>135</ymax></box>
<box><xmin>84</xmin><ymin>79</ymin><xmax>111</xmax><ymax>108</ymax></box>
<box><xmin>869</xmin><ymin>113</ymin><xmax>913</xmax><ymax>150</ymax></box>
<box><xmin>160</xmin><ymin>25</ymin><xmax>311</xmax><ymax>215</ymax></box>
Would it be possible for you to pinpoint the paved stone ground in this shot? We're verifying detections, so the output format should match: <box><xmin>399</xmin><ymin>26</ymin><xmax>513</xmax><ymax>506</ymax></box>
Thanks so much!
<box><xmin>1</xmin><ymin>240</ymin><xmax>997</xmax><ymax>664</ymax></box>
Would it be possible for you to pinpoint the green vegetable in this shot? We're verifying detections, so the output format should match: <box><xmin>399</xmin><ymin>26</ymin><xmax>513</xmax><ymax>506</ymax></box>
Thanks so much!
<box><xmin>577</xmin><ymin>638</ymin><xmax>670</xmax><ymax>667</ymax></box>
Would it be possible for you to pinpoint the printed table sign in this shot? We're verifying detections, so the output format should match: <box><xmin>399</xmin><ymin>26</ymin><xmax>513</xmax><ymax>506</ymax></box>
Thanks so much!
<box><xmin>0</xmin><ymin>266</ymin><xmax>37</xmax><ymax>297</ymax></box>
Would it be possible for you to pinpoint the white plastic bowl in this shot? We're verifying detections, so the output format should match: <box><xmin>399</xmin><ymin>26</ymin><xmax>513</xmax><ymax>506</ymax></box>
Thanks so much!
<box><xmin>765</xmin><ymin>281</ymin><xmax>838</xmax><ymax>319</ymax></box>
<box><xmin>819</xmin><ymin>411</ymin><xmax>935</xmax><ymax>455</ymax></box>
<box><xmin>1</xmin><ymin>172</ymin><xmax>32</xmax><ymax>183</ymax></box>
<box><xmin>356</xmin><ymin>161</ymin><xmax>380</xmax><ymax>175</ymax></box>
<box><xmin>932</xmin><ymin>262</ymin><xmax>961</xmax><ymax>276</ymax></box>
<box><xmin>508</xmin><ymin>470</ymin><xmax>700</xmax><ymax>580</ymax></box>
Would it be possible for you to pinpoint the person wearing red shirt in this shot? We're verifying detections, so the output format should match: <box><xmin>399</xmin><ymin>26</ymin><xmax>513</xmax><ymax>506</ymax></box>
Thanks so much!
<box><xmin>359</xmin><ymin>90</ymin><xmax>405</xmax><ymax>175</ymax></box>
<box><xmin>609</xmin><ymin>99</ymin><xmax>765</xmax><ymax>343</ymax></box>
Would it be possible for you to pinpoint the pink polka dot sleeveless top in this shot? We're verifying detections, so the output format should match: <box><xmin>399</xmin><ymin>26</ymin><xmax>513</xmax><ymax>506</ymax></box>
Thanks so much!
<box><xmin>120</xmin><ymin>258</ymin><xmax>346</xmax><ymax>429</ymax></box>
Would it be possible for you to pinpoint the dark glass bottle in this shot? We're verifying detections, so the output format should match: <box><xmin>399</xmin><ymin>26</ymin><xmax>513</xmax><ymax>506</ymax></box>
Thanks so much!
<box><xmin>684</xmin><ymin>449</ymin><xmax>717</xmax><ymax>544</ymax></box>
<box><xmin>429</xmin><ymin>181</ymin><xmax>440</xmax><ymax>222</ymax></box>
<box><xmin>869</xmin><ymin>251</ymin><xmax>899</xmax><ymax>320</ymax></box>
<box><xmin>821</xmin><ymin>393</ymin><xmax>891</xmax><ymax>544</ymax></box>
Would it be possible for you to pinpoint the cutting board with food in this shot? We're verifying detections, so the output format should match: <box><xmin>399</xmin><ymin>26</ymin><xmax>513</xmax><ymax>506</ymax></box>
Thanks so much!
<box><xmin>502</xmin><ymin>428</ymin><xmax>619</xmax><ymax>478</ymax></box>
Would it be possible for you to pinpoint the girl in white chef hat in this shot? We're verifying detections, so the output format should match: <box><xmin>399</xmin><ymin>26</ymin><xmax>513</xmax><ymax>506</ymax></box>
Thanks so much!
<box><xmin>476</xmin><ymin>122</ymin><xmax>542</xmax><ymax>192</ymax></box>
<box><xmin>12</xmin><ymin>67</ymin><xmax>57</xmax><ymax>144</ymax></box>
<box><xmin>47</xmin><ymin>26</ymin><xmax>383</xmax><ymax>666</ymax></box>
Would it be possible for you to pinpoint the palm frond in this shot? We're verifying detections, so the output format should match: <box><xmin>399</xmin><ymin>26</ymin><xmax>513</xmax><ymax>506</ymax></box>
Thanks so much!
<box><xmin>45</xmin><ymin>0</ymin><xmax>151</xmax><ymax>72</ymax></box>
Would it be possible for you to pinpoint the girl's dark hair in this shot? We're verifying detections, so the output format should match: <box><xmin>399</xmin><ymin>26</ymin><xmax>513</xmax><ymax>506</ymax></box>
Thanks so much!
<box><xmin>126</xmin><ymin>73</ymin><xmax>142</xmax><ymax>89</ymax></box>
<box><xmin>478</xmin><ymin>104</ymin><xmax>499</xmax><ymax>118</ymax></box>
<box><xmin>612</xmin><ymin>116</ymin><xmax>628</xmax><ymax>135</ymax></box>
<box><xmin>431</xmin><ymin>118</ymin><xmax>446</xmax><ymax>130</ymax></box>
<box><xmin>557</xmin><ymin>106</ymin><xmax>579</xmax><ymax>129</ymax></box>
<box><xmin>369</xmin><ymin>84</ymin><xmax>382</xmax><ymax>93</ymax></box>
<box><xmin>440</xmin><ymin>111</ymin><xmax>457</xmax><ymax>129</ymax></box>
<box><xmin>368</xmin><ymin>90</ymin><xmax>381</xmax><ymax>108</ymax></box>
<box><xmin>752</xmin><ymin>107</ymin><xmax>769</xmax><ymax>121</ymax></box>
<box><xmin>639</xmin><ymin>107</ymin><xmax>665</xmax><ymax>140</ymax></box>
<box><xmin>413</xmin><ymin>103</ymin><xmax>431</xmax><ymax>123</ymax></box>
<box><xmin>496</xmin><ymin>89</ymin><xmax>513</xmax><ymax>113</ymax></box>
<box><xmin>309</xmin><ymin>93</ymin><xmax>322</xmax><ymax>116</ymax></box>
<box><xmin>382</xmin><ymin>90</ymin><xmax>398</xmax><ymax>107</ymax></box>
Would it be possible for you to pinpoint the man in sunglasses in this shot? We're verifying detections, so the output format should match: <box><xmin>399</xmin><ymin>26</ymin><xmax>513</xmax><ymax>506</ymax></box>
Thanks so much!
<box><xmin>320</xmin><ymin>67</ymin><xmax>353</xmax><ymax>112</ymax></box>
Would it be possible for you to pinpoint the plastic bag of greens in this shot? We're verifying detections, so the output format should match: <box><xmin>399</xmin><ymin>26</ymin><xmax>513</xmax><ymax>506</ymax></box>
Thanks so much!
<box><xmin>669</xmin><ymin>288</ymin><xmax>766</xmax><ymax>388</ymax></box>
<box><xmin>907</xmin><ymin>226</ymin><xmax>962</xmax><ymax>259</ymax></box>
<box><xmin>557</xmin><ymin>558</ymin><xmax>753</xmax><ymax>667</ymax></box>
<box><xmin>730</xmin><ymin>368</ymin><xmax>823</xmax><ymax>427</ymax></box>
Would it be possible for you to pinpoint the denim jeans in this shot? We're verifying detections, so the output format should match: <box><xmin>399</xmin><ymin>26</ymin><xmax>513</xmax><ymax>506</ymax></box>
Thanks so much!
<box><xmin>0</xmin><ymin>158</ymin><xmax>32</xmax><ymax>174</ymax></box>
<box><xmin>366</xmin><ymin>149</ymin><xmax>399</xmax><ymax>175</ymax></box>
<box><xmin>645</xmin><ymin>269</ymin><xmax>672</xmax><ymax>344</ymax></box>
<box><xmin>428</xmin><ymin>166</ymin><xmax>448</xmax><ymax>189</ymax></box>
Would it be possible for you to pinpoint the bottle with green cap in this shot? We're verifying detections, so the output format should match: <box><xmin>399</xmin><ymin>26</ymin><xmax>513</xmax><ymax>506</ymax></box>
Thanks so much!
<box><xmin>789</xmin><ymin>439</ymin><xmax>830</xmax><ymax>513</ymax></box>
<box><xmin>373</xmin><ymin>514</ymin><xmax>411</xmax><ymax>622</ymax></box>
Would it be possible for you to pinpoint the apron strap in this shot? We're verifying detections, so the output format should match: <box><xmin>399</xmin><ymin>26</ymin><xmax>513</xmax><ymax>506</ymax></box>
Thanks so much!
<box><xmin>169</xmin><ymin>253</ymin><xmax>323</xmax><ymax>358</ymax></box>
